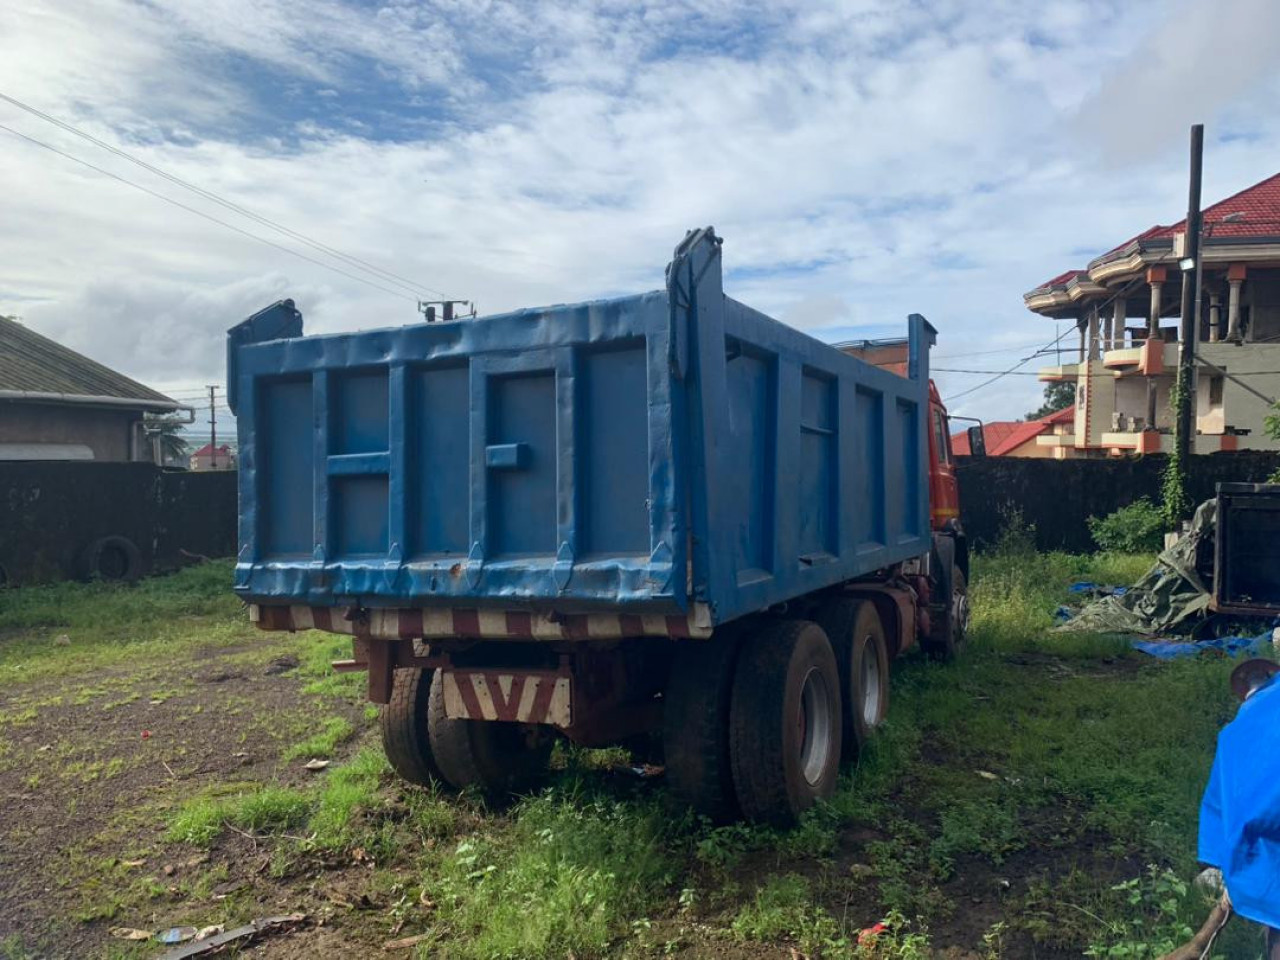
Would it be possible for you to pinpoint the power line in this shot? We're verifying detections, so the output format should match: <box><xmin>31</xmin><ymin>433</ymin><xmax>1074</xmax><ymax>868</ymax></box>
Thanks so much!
<box><xmin>935</xmin><ymin>367</ymin><xmax>1047</xmax><ymax>376</ymax></box>
<box><xmin>942</xmin><ymin>279</ymin><xmax>1146</xmax><ymax>404</ymax></box>
<box><xmin>941</xmin><ymin>326</ymin><xmax>1075</xmax><ymax>403</ymax></box>
<box><xmin>0</xmin><ymin>122</ymin><xmax>420</xmax><ymax>303</ymax></box>
<box><xmin>0</xmin><ymin>91</ymin><xmax>449</xmax><ymax>301</ymax></box>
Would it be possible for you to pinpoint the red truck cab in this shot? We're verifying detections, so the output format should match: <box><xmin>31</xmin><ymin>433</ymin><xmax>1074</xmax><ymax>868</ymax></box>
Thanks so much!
<box><xmin>927</xmin><ymin>380</ymin><xmax>960</xmax><ymax>530</ymax></box>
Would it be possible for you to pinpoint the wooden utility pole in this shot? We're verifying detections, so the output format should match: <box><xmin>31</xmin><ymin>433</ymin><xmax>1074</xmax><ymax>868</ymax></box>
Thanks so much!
<box><xmin>1175</xmin><ymin>125</ymin><xmax>1204</xmax><ymax>473</ymax></box>
<box><xmin>208</xmin><ymin>385</ymin><xmax>218</xmax><ymax>470</ymax></box>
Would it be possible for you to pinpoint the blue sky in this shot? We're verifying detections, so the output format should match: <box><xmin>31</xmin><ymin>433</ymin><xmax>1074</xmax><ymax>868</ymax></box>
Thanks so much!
<box><xmin>4</xmin><ymin>0</ymin><xmax>1280</xmax><ymax>428</ymax></box>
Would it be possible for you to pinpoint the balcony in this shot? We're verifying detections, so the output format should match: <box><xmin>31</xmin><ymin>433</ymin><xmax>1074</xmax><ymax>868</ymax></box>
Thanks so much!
<box><xmin>1102</xmin><ymin>346</ymin><xmax>1142</xmax><ymax>369</ymax></box>
<box><xmin>1036</xmin><ymin>362</ymin><xmax>1079</xmax><ymax>382</ymax></box>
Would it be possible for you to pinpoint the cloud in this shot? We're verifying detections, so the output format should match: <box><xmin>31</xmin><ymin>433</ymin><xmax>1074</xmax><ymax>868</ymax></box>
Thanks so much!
<box><xmin>3</xmin><ymin>0</ymin><xmax>1280</xmax><ymax>424</ymax></box>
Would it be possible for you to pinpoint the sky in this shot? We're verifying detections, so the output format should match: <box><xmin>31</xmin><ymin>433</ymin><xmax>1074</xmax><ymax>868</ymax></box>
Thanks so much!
<box><xmin>4</xmin><ymin>0</ymin><xmax>1280</xmax><ymax>433</ymax></box>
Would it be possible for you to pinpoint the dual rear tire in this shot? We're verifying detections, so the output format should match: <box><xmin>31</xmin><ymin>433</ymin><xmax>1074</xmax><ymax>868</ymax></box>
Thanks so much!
<box><xmin>382</xmin><ymin>598</ymin><xmax>897</xmax><ymax>825</ymax></box>
<box><xmin>380</xmin><ymin>669</ymin><xmax>551</xmax><ymax>796</ymax></box>
<box><xmin>666</xmin><ymin>601</ymin><xmax>890</xmax><ymax>826</ymax></box>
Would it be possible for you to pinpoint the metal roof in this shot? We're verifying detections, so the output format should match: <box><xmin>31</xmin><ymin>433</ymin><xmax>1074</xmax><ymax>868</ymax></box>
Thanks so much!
<box><xmin>0</xmin><ymin>315</ymin><xmax>173</xmax><ymax>404</ymax></box>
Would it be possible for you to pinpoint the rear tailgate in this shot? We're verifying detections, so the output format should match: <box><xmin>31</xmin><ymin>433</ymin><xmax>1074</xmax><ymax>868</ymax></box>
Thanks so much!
<box><xmin>228</xmin><ymin>292</ymin><xmax>686</xmax><ymax>616</ymax></box>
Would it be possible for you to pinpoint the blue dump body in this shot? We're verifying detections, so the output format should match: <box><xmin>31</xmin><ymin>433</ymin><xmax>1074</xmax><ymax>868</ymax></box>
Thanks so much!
<box><xmin>228</xmin><ymin>229</ymin><xmax>934</xmax><ymax>630</ymax></box>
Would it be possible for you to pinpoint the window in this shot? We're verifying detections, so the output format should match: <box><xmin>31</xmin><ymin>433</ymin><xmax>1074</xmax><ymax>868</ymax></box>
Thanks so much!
<box><xmin>933</xmin><ymin>410</ymin><xmax>951</xmax><ymax>464</ymax></box>
<box><xmin>1209</xmin><ymin>375</ymin><xmax>1224</xmax><ymax>406</ymax></box>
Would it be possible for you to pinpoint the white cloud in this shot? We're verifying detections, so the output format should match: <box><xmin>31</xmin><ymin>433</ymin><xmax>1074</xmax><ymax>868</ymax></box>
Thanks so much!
<box><xmin>3</xmin><ymin>0</ymin><xmax>1280</xmax><ymax>423</ymax></box>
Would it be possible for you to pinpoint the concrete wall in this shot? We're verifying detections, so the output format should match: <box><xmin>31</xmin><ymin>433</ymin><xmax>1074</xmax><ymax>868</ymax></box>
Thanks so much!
<box><xmin>1197</xmin><ymin>342</ymin><xmax>1280</xmax><ymax>451</ymax></box>
<box><xmin>0</xmin><ymin>400</ymin><xmax>144</xmax><ymax>461</ymax></box>
<box><xmin>956</xmin><ymin>452</ymin><xmax>1280</xmax><ymax>553</ymax></box>
<box><xmin>0</xmin><ymin>462</ymin><xmax>236</xmax><ymax>585</ymax></box>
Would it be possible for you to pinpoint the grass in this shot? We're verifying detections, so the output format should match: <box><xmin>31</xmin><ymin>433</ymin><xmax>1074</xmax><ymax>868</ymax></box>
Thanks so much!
<box><xmin>283</xmin><ymin>716</ymin><xmax>356</xmax><ymax>760</ymax></box>
<box><xmin>0</xmin><ymin>561</ymin><xmax>249</xmax><ymax>683</ymax></box>
<box><xmin>3</xmin><ymin>547</ymin><xmax>1270</xmax><ymax>957</ymax></box>
<box><xmin>154</xmin><ymin>543</ymin><xmax>1261</xmax><ymax>956</ymax></box>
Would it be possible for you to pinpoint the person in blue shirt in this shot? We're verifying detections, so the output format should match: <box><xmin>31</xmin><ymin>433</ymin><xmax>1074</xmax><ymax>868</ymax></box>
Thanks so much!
<box><xmin>1198</xmin><ymin>658</ymin><xmax>1280</xmax><ymax>955</ymax></box>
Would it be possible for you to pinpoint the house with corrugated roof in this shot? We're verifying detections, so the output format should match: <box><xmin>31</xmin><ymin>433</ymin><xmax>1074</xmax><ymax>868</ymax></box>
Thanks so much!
<box><xmin>1024</xmin><ymin>170</ymin><xmax>1280</xmax><ymax>456</ymax></box>
<box><xmin>0</xmin><ymin>315</ymin><xmax>186</xmax><ymax>462</ymax></box>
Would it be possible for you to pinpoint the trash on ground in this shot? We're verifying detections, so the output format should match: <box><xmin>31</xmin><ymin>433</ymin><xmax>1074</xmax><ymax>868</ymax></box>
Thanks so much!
<box><xmin>155</xmin><ymin>913</ymin><xmax>306</xmax><ymax>960</ymax></box>
<box><xmin>108</xmin><ymin>927</ymin><xmax>151</xmax><ymax>940</ymax></box>
<box><xmin>383</xmin><ymin>931</ymin><xmax>433</xmax><ymax>950</ymax></box>
<box><xmin>155</xmin><ymin>926</ymin><xmax>198</xmax><ymax>944</ymax></box>
<box><xmin>1132</xmin><ymin>632</ymin><xmax>1272</xmax><ymax>660</ymax></box>
<box><xmin>303</xmin><ymin>758</ymin><xmax>331</xmax><ymax>771</ymax></box>
<box><xmin>194</xmin><ymin>925</ymin><xmax>223</xmax><ymax>941</ymax></box>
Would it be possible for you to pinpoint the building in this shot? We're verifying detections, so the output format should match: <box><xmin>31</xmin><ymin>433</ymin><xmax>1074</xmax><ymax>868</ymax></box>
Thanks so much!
<box><xmin>189</xmin><ymin>442</ymin><xmax>235</xmax><ymax>471</ymax></box>
<box><xmin>1024</xmin><ymin>171</ymin><xmax>1280</xmax><ymax>457</ymax></box>
<box><xmin>0</xmin><ymin>315</ymin><xmax>185</xmax><ymax>462</ymax></box>
<box><xmin>951</xmin><ymin>406</ymin><xmax>1075</xmax><ymax>457</ymax></box>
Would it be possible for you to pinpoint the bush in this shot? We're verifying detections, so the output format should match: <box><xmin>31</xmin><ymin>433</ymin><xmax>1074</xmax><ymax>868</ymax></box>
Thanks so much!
<box><xmin>1087</xmin><ymin>499</ymin><xmax>1166</xmax><ymax>553</ymax></box>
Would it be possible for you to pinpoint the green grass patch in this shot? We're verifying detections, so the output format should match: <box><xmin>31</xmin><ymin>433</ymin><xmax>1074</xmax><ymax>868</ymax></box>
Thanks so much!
<box><xmin>0</xmin><ymin>561</ymin><xmax>249</xmax><ymax>681</ymax></box>
<box><xmin>419</xmin><ymin>794</ymin><xmax>678</xmax><ymax>959</ymax></box>
<box><xmin>283</xmin><ymin>716</ymin><xmax>356</xmax><ymax>761</ymax></box>
<box><xmin>167</xmin><ymin>785</ymin><xmax>312</xmax><ymax>846</ymax></box>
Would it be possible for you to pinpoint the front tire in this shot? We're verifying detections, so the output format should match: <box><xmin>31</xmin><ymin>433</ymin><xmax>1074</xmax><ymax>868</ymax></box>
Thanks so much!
<box><xmin>729</xmin><ymin>619</ymin><xmax>842</xmax><ymax>826</ymax></box>
<box><xmin>426</xmin><ymin>672</ymin><xmax>552</xmax><ymax>796</ymax></box>
<box><xmin>925</xmin><ymin>566</ymin><xmax>969</xmax><ymax>661</ymax></box>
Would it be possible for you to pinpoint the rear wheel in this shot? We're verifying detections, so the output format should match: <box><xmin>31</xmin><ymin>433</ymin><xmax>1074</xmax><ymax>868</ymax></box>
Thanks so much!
<box><xmin>426</xmin><ymin>672</ymin><xmax>552</xmax><ymax>796</ymax></box>
<box><xmin>848</xmin><ymin>602</ymin><xmax>890</xmax><ymax>751</ymax></box>
<box><xmin>729</xmin><ymin>619</ymin><xmax>842</xmax><ymax>826</ymax></box>
<box><xmin>664</xmin><ymin>636</ymin><xmax>740</xmax><ymax>822</ymax></box>
<box><xmin>816</xmin><ymin>599</ymin><xmax>890</xmax><ymax>759</ymax></box>
<box><xmin>380</xmin><ymin>667</ymin><xmax>445</xmax><ymax>787</ymax></box>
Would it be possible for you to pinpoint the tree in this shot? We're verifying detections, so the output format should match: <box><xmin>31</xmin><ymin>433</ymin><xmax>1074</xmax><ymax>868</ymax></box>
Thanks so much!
<box><xmin>1025</xmin><ymin>381</ymin><xmax>1076</xmax><ymax>421</ymax></box>
<box><xmin>144</xmin><ymin>413</ymin><xmax>191</xmax><ymax>465</ymax></box>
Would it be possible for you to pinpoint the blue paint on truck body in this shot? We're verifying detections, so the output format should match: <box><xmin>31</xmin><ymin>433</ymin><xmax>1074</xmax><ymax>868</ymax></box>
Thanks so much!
<box><xmin>228</xmin><ymin>228</ymin><xmax>934</xmax><ymax>628</ymax></box>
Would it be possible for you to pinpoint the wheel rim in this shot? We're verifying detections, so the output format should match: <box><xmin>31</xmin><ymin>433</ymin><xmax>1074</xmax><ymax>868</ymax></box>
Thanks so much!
<box><xmin>953</xmin><ymin>590</ymin><xmax>970</xmax><ymax>642</ymax></box>
<box><xmin>859</xmin><ymin>638</ymin><xmax>882</xmax><ymax>726</ymax></box>
<box><xmin>797</xmin><ymin>667</ymin><xmax>834</xmax><ymax>786</ymax></box>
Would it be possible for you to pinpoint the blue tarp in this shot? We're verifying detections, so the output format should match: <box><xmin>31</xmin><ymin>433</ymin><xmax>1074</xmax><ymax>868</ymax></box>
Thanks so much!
<box><xmin>1068</xmin><ymin>581</ymin><xmax>1128</xmax><ymax>597</ymax></box>
<box><xmin>1132</xmin><ymin>633</ymin><xmax>1271</xmax><ymax>660</ymax></box>
<box><xmin>1198</xmin><ymin>676</ymin><xmax>1280</xmax><ymax>928</ymax></box>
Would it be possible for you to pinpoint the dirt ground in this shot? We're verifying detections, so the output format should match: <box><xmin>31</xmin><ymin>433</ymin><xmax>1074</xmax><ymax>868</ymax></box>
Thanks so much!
<box><xmin>1</xmin><ymin>636</ymin><xmax>1135</xmax><ymax>959</ymax></box>
<box><xmin>0</xmin><ymin>554</ymin><xmax>1252</xmax><ymax>959</ymax></box>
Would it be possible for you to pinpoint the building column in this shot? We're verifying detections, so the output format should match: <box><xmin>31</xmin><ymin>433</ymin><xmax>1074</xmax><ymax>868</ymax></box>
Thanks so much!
<box><xmin>1087</xmin><ymin>304</ymin><xmax>1101</xmax><ymax>361</ymax></box>
<box><xmin>1147</xmin><ymin>265</ymin><xmax>1167</xmax><ymax>338</ymax></box>
<box><xmin>1112</xmin><ymin>297</ymin><xmax>1126</xmax><ymax>351</ymax></box>
<box><xmin>1077</xmin><ymin>317</ymin><xmax>1087</xmax><ymax>363</ymax></box>
<box><xmin>1226</xmin><ymin>263</ymin><xmax>1246</xmax><ymax>341</ymax></box>
<box><xmin>1208</xmin><ymin>287</ymin><xmax>1222</xmax><ymax>343</ymax></box>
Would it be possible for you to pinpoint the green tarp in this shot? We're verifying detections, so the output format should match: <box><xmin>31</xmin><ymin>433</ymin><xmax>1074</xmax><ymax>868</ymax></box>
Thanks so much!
<box><xmin>1059</xmin><ymin>500</ymin><xmax>1215</xmax><ymax>636</ymax></box>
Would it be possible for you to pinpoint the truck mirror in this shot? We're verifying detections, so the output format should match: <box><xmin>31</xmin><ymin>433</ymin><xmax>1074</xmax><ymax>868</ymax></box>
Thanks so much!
<box><xmin>967</xmin><ymin>425</ymin><xmax>986</xmax><ymax>458</ymax></box>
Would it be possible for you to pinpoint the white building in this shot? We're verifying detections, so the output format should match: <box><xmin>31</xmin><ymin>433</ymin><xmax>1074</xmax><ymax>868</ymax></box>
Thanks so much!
<box><xmin>1024</xmin><ymin>172</ymin><xmax>1280</xmax><ymax>458</ymax></box>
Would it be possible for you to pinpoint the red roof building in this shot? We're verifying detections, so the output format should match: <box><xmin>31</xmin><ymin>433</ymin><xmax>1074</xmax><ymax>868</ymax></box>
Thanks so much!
<box><xmin>189</xmin><ymin>442</ymin><xmax>235</xmax><ymax>471</ymax></box>
<box><xmin>952</xmin><ymin>406</ymin><xmax>1075</xmax><ymax>458</ymax></box>
<box><xmin>1022</xmin><ymin>169</ymin><xmax>1280</xmax><ymax>457</ymax></box>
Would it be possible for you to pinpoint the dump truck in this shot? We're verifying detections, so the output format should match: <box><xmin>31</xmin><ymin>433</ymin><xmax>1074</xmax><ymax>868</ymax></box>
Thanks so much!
<box><xmin>227</xmin><ymin>228</ymin><xmax>968</xmax><ymax>825</ymax></box>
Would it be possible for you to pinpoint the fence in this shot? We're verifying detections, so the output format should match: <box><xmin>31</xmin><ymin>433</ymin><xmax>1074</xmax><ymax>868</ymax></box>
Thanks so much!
<box><xmin>0</xmin><ymin>462</ymin><xmax>237</xmax><ymax>586</ymax></box>
<box><xmin>955</xmin><ymin>452</ymin><xmax>1280</xmax><ymax>553</ymax></box>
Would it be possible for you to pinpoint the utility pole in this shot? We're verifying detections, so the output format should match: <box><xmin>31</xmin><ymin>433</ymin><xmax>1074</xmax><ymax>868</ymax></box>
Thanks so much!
<box><xmin>1175</xmin><ymin>124</ymin><xmax>1204</xmax><ymax>478</ymax></box>
<box><xmin>208</xmin><ymin>385</ymin><xmax>218</xmax><ymax>470</ymax></box>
